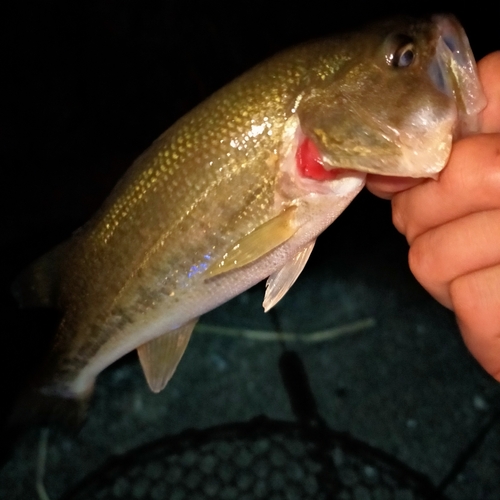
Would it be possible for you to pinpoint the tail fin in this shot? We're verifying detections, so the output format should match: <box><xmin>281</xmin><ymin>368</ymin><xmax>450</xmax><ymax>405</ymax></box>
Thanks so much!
<box><xmin>8</xmin><ymin>240</ymin><xmax>92</xmax><ymax>430</ymax></box>
<box><xmin>1</xmin><ymin>386</ymin><xmax>90</xmax><ymax>468</ymax></box>
<box><xmin>8</xmin><ymin>381</ymin><xmax>93</xmax><ymax>431</ymax></box>
<box><xmin>11</xmin><ymin>241</ymin><xmax>69</xmax><ymax>309</ymax></box>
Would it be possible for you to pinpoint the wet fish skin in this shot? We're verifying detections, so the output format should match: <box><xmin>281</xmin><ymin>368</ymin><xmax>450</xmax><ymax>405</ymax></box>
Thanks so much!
<box><xmin>12</xmin><ymin>15</ymin><xmax>484</xmax><ymax>416</ymax></box>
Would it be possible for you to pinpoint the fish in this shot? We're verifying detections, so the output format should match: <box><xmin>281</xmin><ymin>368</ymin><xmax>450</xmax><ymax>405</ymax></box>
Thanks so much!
<box><xmin>12</xmin><ymin>14</ymin><xmax>485</xmax><ymax>421</ymax></box>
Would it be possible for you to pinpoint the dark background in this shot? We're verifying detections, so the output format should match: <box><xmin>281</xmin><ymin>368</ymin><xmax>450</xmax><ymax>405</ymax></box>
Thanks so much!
<box><xmin>1</xmin><ymin>1</ymin><xmax>499</xmax><ymax>499</ymax></box>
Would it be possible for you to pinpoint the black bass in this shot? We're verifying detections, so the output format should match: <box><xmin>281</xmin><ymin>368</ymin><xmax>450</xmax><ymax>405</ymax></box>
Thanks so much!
<box><xmin>13</xmin><ymin>15</ymin><xmax>485</xmax><ymax>417</ymax></box>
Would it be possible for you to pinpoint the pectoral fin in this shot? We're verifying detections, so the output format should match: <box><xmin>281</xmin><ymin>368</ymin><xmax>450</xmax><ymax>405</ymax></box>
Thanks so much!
<box><xmin>208</xmin><ymin>205</ymin><xmax>298</xmax><ymax>277</ymax></box>
<box><xmin>263</xmin><ymin>239</ymin><xmax>316</xmax><ymax>312</ymax></box>
<box><xmin>137</xmin><ymin>319</ymin><xmax>198</xmax><ymax>393</ymax></box>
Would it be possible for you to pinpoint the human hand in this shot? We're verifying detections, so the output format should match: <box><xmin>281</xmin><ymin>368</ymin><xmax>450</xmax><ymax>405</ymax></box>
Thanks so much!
<box><xmin>366</xmin><ymin>52</ymin><xmax>500</xmax><ymax>381</ymax></box>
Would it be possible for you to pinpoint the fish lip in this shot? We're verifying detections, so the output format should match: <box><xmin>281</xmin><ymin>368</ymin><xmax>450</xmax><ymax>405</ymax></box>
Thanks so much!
<box><xmin>320</xmin><ymin>154</ymin><xmax>364</xmax><ymax>178</ymax></box>
<box><xmin>430</xmin><ymin>14</ymin><xmax>486</xmax><ymax>136</ymax></box>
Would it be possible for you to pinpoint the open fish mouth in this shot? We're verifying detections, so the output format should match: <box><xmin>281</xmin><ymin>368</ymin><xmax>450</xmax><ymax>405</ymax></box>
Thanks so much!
<box><xmin>430</xmin><ymin>14</ymin><xmax>486</xmax><ymax>137</ymax></box>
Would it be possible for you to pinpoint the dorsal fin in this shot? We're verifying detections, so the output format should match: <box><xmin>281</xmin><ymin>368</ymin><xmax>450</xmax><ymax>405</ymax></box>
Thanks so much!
<box><xmin>11</xmin><ymin>240</ymin><xmax>69</xmax><ymax>309</ymax></box>
<box><xmin>137</xmin><ymin>319</ymin><xmax>198</xmax><ymax>393</ymax></box>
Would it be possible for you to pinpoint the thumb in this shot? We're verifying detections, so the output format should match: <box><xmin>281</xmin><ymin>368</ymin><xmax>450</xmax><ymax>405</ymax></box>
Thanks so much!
<box><xmin>365</xmin><ymin>175</ymin><xmax>424</xmax><ymax>200</ymax></box>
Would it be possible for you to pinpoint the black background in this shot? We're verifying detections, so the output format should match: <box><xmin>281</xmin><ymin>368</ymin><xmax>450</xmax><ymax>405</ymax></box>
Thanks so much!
<box><xmin>1</xmin><ymin>0</ymin><xmax>498</xmax><ymax>486</ymax></box>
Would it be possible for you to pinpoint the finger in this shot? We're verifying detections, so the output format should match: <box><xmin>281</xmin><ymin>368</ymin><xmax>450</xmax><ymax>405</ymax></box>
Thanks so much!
<box><xmin>365</xmin><ymin>175</ymin><xmax>423</xmax><ymax>199</ymax></box>
<box><xmin>392</xmin><ymin>134</ymin><xmax>500</xmax><ymax>243</ymax></box>
<box><xmin>451</xmin><ymin>264</ymin><xmax>500</xmax><ymax>382</ymax></box>
<box><xmin>408</xmin><ymin>209</ymin><xmax>500</xmax><ymax>309</ymax></box>
<box><xmin>365</xmin><ymin>52</ymin><xmax>500</xmax><ymax>201</ymax></box>
<box><xmin>477</xmin><ymin>51</ymin><xmax>500</xmax><ymax>133</ymax></box>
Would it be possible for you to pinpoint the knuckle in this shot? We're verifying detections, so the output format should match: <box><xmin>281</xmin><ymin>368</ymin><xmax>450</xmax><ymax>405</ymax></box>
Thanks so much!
<box><xmin>477</xmin><ymin>135</ymin><xmax>500</xmax><ymax>198</ymax></box>
<box><xmin>449</xmin><ymin>276</ymin><xmax>470</xmax><ymax>317</ymax></box>
<box><xmin>391</xmin><ymin>196</ymin><xmax>407</xmax><ymax>236</ymax></box>
<box><xmin>407</xmin><ymin>237</ymin><xmax>430</xmax><ymax>284</ymax></box>
<box><xmin>485</xmin><ymin>139</ymin><xmax>500</xmax><ymax>198</ymax></box>
<box><xmin>482</xmin><ymin>50</ymin><xmax>500</xmax><ymax>66</ymax></box>
<box><xmin>456</xmin><ymin>135</ymin><xmax>500</xmax><ymax>202</ymax></box>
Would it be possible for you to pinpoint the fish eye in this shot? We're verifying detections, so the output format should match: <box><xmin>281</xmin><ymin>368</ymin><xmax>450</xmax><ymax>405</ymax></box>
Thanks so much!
<box><xmin>386</xmin><ymin>35</ymin><xmax>415</xmax><ymax>68</ymax></box>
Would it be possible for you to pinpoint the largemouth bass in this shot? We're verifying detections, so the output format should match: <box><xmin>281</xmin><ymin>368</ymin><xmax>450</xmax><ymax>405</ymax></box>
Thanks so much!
<box><xmin>13</xmin><ymin>15</ymin><xmax>485</xmax><ymax>419</ymax></box>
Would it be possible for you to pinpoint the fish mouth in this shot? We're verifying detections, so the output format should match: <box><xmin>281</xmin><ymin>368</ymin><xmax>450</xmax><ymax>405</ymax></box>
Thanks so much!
<box><xmin>429</xmin><ymin>14</ymin><xmax>486</xmax><ymax>137</ymax></box>
<box><xmin>318</xmin><ymin>15</ymin><xmax>487</xmax><ymax>179</ymax></box>
<box><xmin>293</xmin><ymin>15</ymin><xmax>486</xmax><ymax>180</ymax></box>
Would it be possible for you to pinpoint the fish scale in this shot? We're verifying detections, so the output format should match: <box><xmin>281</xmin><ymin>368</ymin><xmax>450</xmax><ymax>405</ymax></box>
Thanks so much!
<box><xmin>53</xmin><ymin>45</ymin><xmax>337</xmax><ymax>365</ymax></box>
<box><xmin>11</xmin><ymin>15</ymin><xmax>485</xmax><ymax>421</ymax></box>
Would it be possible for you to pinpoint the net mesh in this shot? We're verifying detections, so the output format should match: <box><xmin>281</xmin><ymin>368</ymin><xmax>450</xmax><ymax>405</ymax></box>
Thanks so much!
<box><xmin>62</xmin><ymin>417</ymin><xmax>446</xmax><ymax>500</ymax></box>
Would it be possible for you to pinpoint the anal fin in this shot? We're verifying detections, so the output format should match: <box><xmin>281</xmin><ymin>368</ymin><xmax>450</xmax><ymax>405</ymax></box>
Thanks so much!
<box><xmin>137</xmin><ymin>319</ymin><xmax>198</xmax><ymax>393</ymax></box>
<box><xmin>208</xmin><ymin>205</ymin><xmax>298</xmax><ymax>277</ymax></box>
<box><xmin>263</xmin><ymin>239</ymin><xmax>316</xmax><ymax>312</ymax></box>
